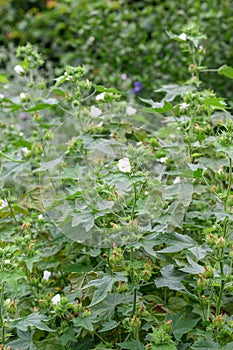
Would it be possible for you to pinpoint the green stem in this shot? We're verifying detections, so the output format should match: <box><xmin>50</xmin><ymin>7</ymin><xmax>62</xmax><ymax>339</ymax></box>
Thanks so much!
<box><xmin>216</xmin><ymin>257</ymin><xmax>224</xmax><ymax>315</ymax></box>
<box><xmin>131</xmin><ymin>184</ymin><xmax>137</xmax><ymax>220</ymax></box>
<box><xmin>225</xmin><ymin>157</ymin><xmax>232</xmax><ymax>212</ymax></box>
<box><xmin>131</xmin><ymin>287</ymin><xmax>137</xmax><ymax>317</ymax></box>
<box><xmin>0</xmin><ymin>283</ymin><xmax>5</xmax><ymax>344</ymax></box>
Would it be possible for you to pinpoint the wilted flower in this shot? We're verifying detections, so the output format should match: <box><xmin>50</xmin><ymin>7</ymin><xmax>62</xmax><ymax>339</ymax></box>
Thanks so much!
<box><xmin>43</xmin><ymin>270</ymin><xmax>51</xmax><ymax>281</ymax></box>
<box><xmin>178</xmin><ymin>33</ymin><xmax>187</xmax><ymax>41</ymax></box>
<box><xmin>90</xmin><ymin>106</ymin><xmax>102</xmax><ymax>117</ymax></box>
<box><xmin>96</xmin><ymin>92</ymin><xmax>105</xmax><ymax>101</ymax></box>
<box><xmin>126</xmin><ymin>106</ymin><xmax>137</xmax><ymax>116</ymax></box>
<box><xmin>51</xmin><ymin>294</ymin><xmax>61</xmax><ymax>305</ymax></box>
<box><xmin>14</xmin><ymin>65</ymin><xmax>25</xmax><ymax>74</ymax></box>
<box><xmin>118</xmin><ymin>158</ymin><xmax>131</xmax><ymax>173</ymax></box>
<box><xmin>132</xmin><ymin>81</ymin><xmax>142</xmax><ymax>94</ymax></box>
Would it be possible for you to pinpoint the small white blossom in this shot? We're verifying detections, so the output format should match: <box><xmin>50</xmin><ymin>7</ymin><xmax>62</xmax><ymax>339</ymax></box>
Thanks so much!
<box><xmin>20</xmin><ymin>92</ymin><xmax>26</xmax><ymax>100</ymax></box>
<box><xmin>4</xmin><ymin>259</ymin><xmax>10</xmax><ymax>265</ymax></box>
<box><xmin>0</xmin><ymin>93</ymin><xmax>4</xmax><ymax>99</ymax></box>
<box><xmin>118</xmin><ymin>158</ymin><xmax>131</xmax><ymax>173</ymax></box>
<box><xmin>126</xmin><ymin>106</ymin><xmax>137</xmax><ymax>116</ymax></box>
<box><xmin>43</xmin><ymin>270</ymin><xmax>51</xmax><ymax>281</ymax></box>
<box><xmin>90</xmin><ymin>106</ymin><xmax>102</xmax><ymax>118</ymax></box>
<box><xmin>38</xmin><ymin>214</ymin><xmax>44</xmax><ymax>221</ymax></box>
<box><xmin>121</xmin><ymin>73</ymin><xmax>127</xmax><ymax>80</ymax></box>
<box><xmin>0</xmin><ymin>199</ymin><xmax>8</xmax><ymax>209</ymax></box>
<box><xmin>173</xmin><ymin>177</ymin><xmax>181</xmax><ymax>184</ymax></box>
<box><xmin>51</xmin><ymin>294</ymin><xmax>61</xmax><ymax>305</ymax></box>
<box><xmin>159</xmin><ymin>157</ymin><xmax>168</xmax><ymax>164</ymax></box>
<box><xmin>178</xmin><ymin>33</ymin><xmax>187</xmax><ymax>41</ymax></box>
<box><xmin>22</xmin><ymin>147</ymin><xmax>30</xmax><ymax>156</ymax></box>
<box><xmin>96</xmin><ymin>92</ymin><xmax>105</xmax><ymax>101</ymax></box>
<box><xmin>179</xmin><ymin>102</ymin><xmax>189</xmax><ymax>111</ymax></box>
<box><xmin>64</xmin><ymin>72</ymin><xmax>72</xmax><ymax>81</ymax></box>
<box><xmin>14</xmin><ymin>65</ymin><xmax>25</xmax><ymax>74</ymax></box>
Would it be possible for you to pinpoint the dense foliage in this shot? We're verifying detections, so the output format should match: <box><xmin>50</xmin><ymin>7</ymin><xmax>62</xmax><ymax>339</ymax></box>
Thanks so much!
<box><xmin>1</xmin><ymin>0</ymin><xmax>233</xmax><ymax>98</ymax></box>
<box><xmin>2</xmin><ymin>1</ymin><xmax>233</xmax><ymax>350</ymax></box>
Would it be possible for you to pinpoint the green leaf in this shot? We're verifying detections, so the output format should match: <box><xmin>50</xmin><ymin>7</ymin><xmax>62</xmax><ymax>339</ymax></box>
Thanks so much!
<box><xmin>0</xmin><ymin>270</ymin><xmax>26</xmax><ymax>294</ymax></box>
<box><xmin>22</xmin><ymin>255</ymin><xmax>41</xmax><ymax>273</ymax></box>
<box><xmin>24</xmin><ymin>100</ymin><xmax>58</xmax><ymax>112</ymax></box>
<box><xmin>0</xmin><ymin>150</ymin><xmax>24</xmax><ymax>163</ymax></box>
<box><xmin>117</xmin><ymin>340</ymin><xmax>144</xmax><ymax>350</ymax></box>
<box><xmin>36</xmin><ymin>335</ymin><xmax>63</xmax><ymax>350</ymax></box>
<box><xmin>71</xmin><ymin>212</ymin><xmax>95</xmax><ymax>231</ymax></box>
<box><xmin>154</xmin><ymin>265</ymin><xmax>188</xmax><ymax>293</ymax></box>
<box><xmin>7</xmin><ymin>330</ymin><xmax>35</xmax><ymax>350</ymax></box>
<box><xmin>36</xmin><ymin>155</ymin><xmax>64</xmax><ymax>172</ymax></box>
<box><xmin>91</xmin><ymin>293</ymin><xmax>132</xmax><ymax>319</ymax></box>
<box><xmin>203</xmin><ymin>97</ymin><xmax>227</xmax><ymax>109</ymax></box>
<box><xmin>222</xmin><ymin>342</ymin><xmax>233</xmax><ymax>350</ymax></box>
<box><xmin>0</xmin><ymin>73</ymin><xmax>9</xmax><ymax>83</ymax></box>
<box><xmin>218</xmin><ymin>65</ymin><xmax>233</xmax><ymax>79</ymax></box>
<box><xmin>11</xmin><ymin>313</ymin><xmax>53</xmax><ymax>332</ymax></box>
<box><xmin>139</xmin><ymin>98</ymin><xmax>173</xmax><ymax>113</ymax></box>
<box><xmin>54</xmin><ymin>74</ymin><xmax>68</xmax><ymax>87</ymax></box>
<box><xmin>99</xmin><ymin>320</ymin><xmax>119</xmax><ymax>333</ymax></box>
<box><xmin>191</xmin><ymin>335</ymin><xmax>219</xmax><ymax>349</ymax></box>
<box><xmin>156</xmin><ymin>84</ymin><xmax>195</xmax><ymax>101</ymax></box>
<box><xmin>73</xmin><ymin>314</ymin><xmax>98</xmax><ymax>332</ymax></box>
<box><xmin>19</xmin><ymin>187</ymin><xmax>44</xmax><ymax>211</ymax></box>
<box><xmin>167</xmin><ymin>312</ymin><xmax>200</xmax><ymax>341</ymax></box>
<box><xmin>92</xmin><ymin>83</ymin><xmax>122</xmax><ymax>94</ymax></box>
<box><xmin>180</xmin><ymin>257</ymin><xmax>204</xmax><ymax>275</ymax></box>
<box><xmin>60</xmin><ymin>328</ymin><xmax>76</xmax><ymax>346</ymax></box>
<box><xmin>84</xmin><ymin>274</ymin><xmax>127</xmax><ymax>307</ymax></box>
<box><xmin>150</xmin><ymin>345</ymin><xmax>177</xmax><ymax>350</ymax></box>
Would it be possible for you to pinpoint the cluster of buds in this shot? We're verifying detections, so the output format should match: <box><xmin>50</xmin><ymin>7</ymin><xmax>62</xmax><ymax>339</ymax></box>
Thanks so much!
<box><xmin>16</xmin><ymin>43</ymin><xmax>44</xmax><ymax>70</ymax></box>
<box><xmin>212</xmin><ymin>314</ymin><xmax>226</xmax><ymax>328</ymax></box>
<box><xmin>140</xmin><ymin>259</ymin><xmax>153</xmax><ymax>281</ymax></box>
<box><xmin>206</xmin><ymin>233</ymin><xmax>227</xmax><ymax>249</ymax></box>
<box><xmin>109</xmin><ymin>244</ymin><xmax>124</xmax><ymax>265</ymax></box>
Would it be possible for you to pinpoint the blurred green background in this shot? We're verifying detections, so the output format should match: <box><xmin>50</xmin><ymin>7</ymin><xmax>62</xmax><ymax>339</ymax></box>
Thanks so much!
<box><xmin>1</xmin><ymin>0</ymin><xmax>233</xmax><ymax>98</ymax></box>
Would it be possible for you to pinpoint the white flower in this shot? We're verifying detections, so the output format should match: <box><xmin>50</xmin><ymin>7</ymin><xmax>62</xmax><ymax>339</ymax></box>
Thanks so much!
<box><xmin>0</xmin><ymin>199</ymin><xmax>8</xmax><ymax>209</ymax></box>
<box><xmin>20</xmin><ymin>92</ymin><xmax>26</xmax><ymax>100</ymax></box>
<box><xmin>173</xmin><ymin>177</ymin><xmax>181</xmax><ymax>184</ymax></box>
<box><xmin>14</xmin><ymin>65</ymin><xmax>25</xmax><ymax>74</ymax></box>
<box><xmin>118</xmin><ymin>158</ymin><xmax>131</xmax><ymax>173</ymax></box>
<box><xmin>159</xmin><ymin>157</ymin><xmax>168</xmax><ymax>164</ymax></box>
<box><xmin>178</xmin><ymin>33</ymin><xmax>187</xmax><ymax>41</ymax></box>
<box><xmin>22</xmin><ymin>147</ymin><xmax>30</xmax><ymax>156</ymax></box>
<box><xmin>4</xmin><ymin>259</ymin><xmax>10</xmax><ymax>265</ymax></box>
<box><xmin>0</xmin><ymin>93</ymin><xmax>4</xmax><ymax>99</ymax></box>
<box><xmin>179</xmin><ymin>102</ymin><xmax>189</xmax><ymax>111</ymax></box>
<box><xmin>90</xmin><ymin>106</ymin><xmax>102</xmax><ymax>118</ymax></box>
<box><xmin>96</xmin><ymin>92</ymin><xmax>105</xmax><ymax>101</ymax></box>
<box><xmin>38</xmin><ymin>214</ymin><xmax>44</xmax><ymax>221</ymax></box>
<box><xmin>52</xmin><ymin>294</ymin><xmax>61</xmax><ymax>305</ymax></box>
<box><xmin>126</xmin><ymin>106</ymin><xmax>137</xmax><ymax>116</ymax></box>
<box><xmin>43</xmin><ymin>270</ymin><xmax>51</xmax><ymax>281</ymax></box>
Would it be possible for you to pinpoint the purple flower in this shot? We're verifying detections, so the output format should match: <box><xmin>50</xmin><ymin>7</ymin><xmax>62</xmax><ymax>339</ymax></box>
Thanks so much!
<box><xmin>121</xmin><ymin>73</ymin><xmax>127</xmax><ymax>80</ymax></box>
<box><xmin>132</xmin><ymin>81</ymin><xmax>142</xmax><ymax>94</ymax></box>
